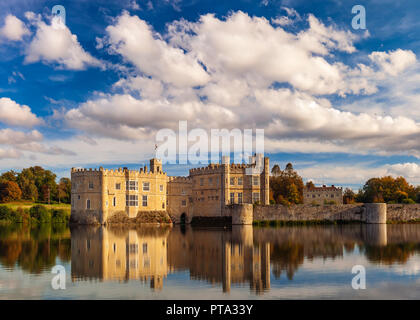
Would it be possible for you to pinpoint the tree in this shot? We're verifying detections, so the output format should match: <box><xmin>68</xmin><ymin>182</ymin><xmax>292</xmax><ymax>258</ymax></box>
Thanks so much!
<box><xmin>17</xmin><ymin>167</ymin><xmax>58</xmax><ymax>203</ymax></box>
<box><xmin>58</xmin><ymin>178</ymin><xmax>71</xmax><ymax>204</ymax></box>
<box><xmin>343</xmin><ymin>188</ymin><xmax>356</xmax><ymax>204</ymax></box>
<box><xmin>0</xmin><ymin>181</ymin><xmax>22</xmax><ymax>202</ymax></box>
<box><xmin>270</xmin><ymin>162</ymin><xmax>304</xmax><ymax>205</ymax></box>
<box><xmin>305</xmin><ymin>181</ymin><xmax>315</xmax><ymax>189</ymax></box>
<box><xmin>0</xmin><ymin>170</ymin><xmax>18</xmax><ymax>183</ymax></box>
<box><xmin>358</xmin><ymin>176</ymin><xmax>417</xmax><ymax>203</ymax></box>
<box><xmin>271</xmin><ymin>164</ymin><xmax>281</xmax><ymax>177</ymax></box>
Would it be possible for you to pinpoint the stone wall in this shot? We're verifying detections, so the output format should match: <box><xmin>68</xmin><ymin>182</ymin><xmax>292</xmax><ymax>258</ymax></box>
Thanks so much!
<box><xmin>253</xmin><ymin>203</ymin><xmax>420</xmax><ymax>223</ymax></box>
<box><xmin>386</xmin><ymin>204</ymin><xmax>420</xmax><ymax>222</ymax></box>
<box><xmin>253</xmin><ymin>204</ymin><xmax>365</xmax><ymax>222</ymax></box>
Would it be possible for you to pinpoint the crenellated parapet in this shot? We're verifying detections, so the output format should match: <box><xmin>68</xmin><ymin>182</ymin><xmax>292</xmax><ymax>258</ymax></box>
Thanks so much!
<box><xmin>168</xmin><ymin>176</ymin><xmax>192</xmax><ymax>183</ymax></box>
<box><xmin>71</xmin><ymin>166</ymin><xmax>167</xmax><ymax>178</ymax></box>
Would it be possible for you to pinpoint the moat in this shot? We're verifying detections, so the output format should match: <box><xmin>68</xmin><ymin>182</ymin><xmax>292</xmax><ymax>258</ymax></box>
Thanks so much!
<box><xmin>1</xmin><ymin>224</ymin><xmax>420</xmax><ymax>299</ymax></box>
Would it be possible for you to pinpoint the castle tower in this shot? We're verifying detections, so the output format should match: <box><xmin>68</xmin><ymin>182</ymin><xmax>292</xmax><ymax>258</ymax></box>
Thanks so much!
<box><xmin>100</xmin><ymin>167</ymin><xmax>108</xmax><ymax>224</ymax></box>
<box><xmin>150</xmin><ymin>158</ymin><xmax>162</xmax><ymax>173</ymax></box>
<box><xmin>222</xmin><ymin>156</ymin><xmax>230</xmax><ymax>207</ymax></box>
<box><xmin>263</xmin><ymin>157</ymin><xmax>270</xmax><ymax>205</ymax></box>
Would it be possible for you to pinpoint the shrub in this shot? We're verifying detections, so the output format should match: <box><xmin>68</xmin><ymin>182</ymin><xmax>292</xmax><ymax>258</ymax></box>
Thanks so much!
<box><xmin>402</xmin><ymin>198</ymin><xmax>416</xmax><ymax>204</ymax></box>
<box><xmin>0</xmin><ymin>206</ymin><xmax>13</xmax><ymax>220</ymax></box>
<box><xmin>29</xmin><ymin>205</ymin><xmax>51</xmax><ymax>223</ymax></box>
<box><xmin>51</xmin><ymin>209</ymin><xmax>69</xmax><ymax>223</ymax></box>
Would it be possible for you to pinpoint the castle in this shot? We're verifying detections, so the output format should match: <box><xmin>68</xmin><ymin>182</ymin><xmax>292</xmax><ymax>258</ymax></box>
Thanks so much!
<box><xmin>71</xmin><ymin>154</ymin><xmax>269</xmax><ymax>224</ymax></box>
<box><xmin>303</xmin><ymin>185</ymin><xmax>343</xmax><ymax>205</ymax></box>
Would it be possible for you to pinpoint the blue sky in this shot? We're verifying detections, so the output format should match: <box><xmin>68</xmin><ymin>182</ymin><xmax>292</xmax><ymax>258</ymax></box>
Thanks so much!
<box><xmin>1</xmin><ymin>0</ymin><xmax>420</xmax><ymax>189</ymax></box>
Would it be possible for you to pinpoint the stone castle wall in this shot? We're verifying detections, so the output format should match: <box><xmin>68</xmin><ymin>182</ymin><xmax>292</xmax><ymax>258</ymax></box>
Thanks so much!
<box><xmin>253</xmin><ymin>203</ymin><xmax>420</xmax><ymax>223</ymax></box>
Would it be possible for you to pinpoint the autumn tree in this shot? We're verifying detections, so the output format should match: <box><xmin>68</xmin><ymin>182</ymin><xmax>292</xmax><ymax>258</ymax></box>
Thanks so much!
<box><xmin>270</xmin><ymin>162</ymin><xmax>304</xmax><ymax>205</ymax></box>
<box><xmin>305</xmin><ymin>181</ymin><xmax>315</xmax><ymax>189</ymax></box>
<box><xmin>0</xmin><ymin>181</ymin><xmax>22</xmax><ymax>202</ymax></box>
<box><xmin>343</xmin><ymin>188</ymin><xmax>356</xmax><ymax>204</ymax></box>
<box><xmin>58</xmin><ymin>178</ymin><xmax>71</xmax><ymax>204</ymax></box>
<box><xmin>357</xmin><ymin>176</ymin><xmax>417</xmax><ymax>204</ymax></box>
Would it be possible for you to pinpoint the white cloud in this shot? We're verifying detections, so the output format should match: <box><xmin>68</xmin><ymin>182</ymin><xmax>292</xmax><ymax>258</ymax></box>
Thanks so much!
<box><xmin>0</xmin><ymin>97</ymin><xmax>42</xmax><ymax>127</ymax></box>
<box><xmin>369</xmin><ymin>49</ymin><xmax>417</xmax><ymax>76</ymax></box>
<box><xmin>24</xmin><ymin>14</ymin><xmax>102</xmax><ymax>70</ymax></box>
<box><xmin>0</xmin><ymin>14</ymin><xmax>30</xmax><ymax>41</ymax></box>
<box><xmin>103</xmin><ymin>12</ymin><xmax>210</xmax><ymax>87</ymax></box>
<box><xmin>0</xmin><ymin>128</ymin><xmax>43</xmax><ymax>144</ymax></box>
<box><xmin>59</xmin><ymin>11</ymin><xmax>420</xmax><ymax>161</ymax></box>
<box><xmin>0</xmin><ymin>148</ymin><xmax>22</xmax><ymax>160</ymax></box>
<box><xmin>298</xmin><ymin>162</ymin><xmax>420</xmax><ymax>186</ymax></box>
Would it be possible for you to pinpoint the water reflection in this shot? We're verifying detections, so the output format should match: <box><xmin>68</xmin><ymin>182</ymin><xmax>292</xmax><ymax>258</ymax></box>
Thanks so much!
<box><xmin>71</xmin><ymin>226</ymin><xmax>170</xmax><ymax>290</ymax></box>
<box><xmin>1</xmin><ymin>223</ymin><xmax>420</xmax><ymax>298</ymax></box>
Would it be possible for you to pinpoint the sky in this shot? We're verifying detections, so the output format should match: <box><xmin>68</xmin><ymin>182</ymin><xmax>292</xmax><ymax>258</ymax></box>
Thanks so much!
<box><xmin>0</xmin><ymin>0</ymin><xmax>420</xmax><ymax>189</ymax></box>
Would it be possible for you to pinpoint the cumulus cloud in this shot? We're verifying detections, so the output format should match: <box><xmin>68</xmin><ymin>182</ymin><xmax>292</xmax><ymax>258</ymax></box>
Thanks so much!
<box><xmin>102</xmin><ymin>12</ymin><xmax>210</xmax><ymax>87</ymax></box>
<box><xmin>0</xmin><ymin>97</ymin><xmax>42</xmax><ymax>127</ymax></box>
<box><xmin>298</xmin><ymin>162</ymin><xmax>420</xmax><ymax>186</ymax></box>
<box><xmin>369</xmin><ymin>49</ymin><xmax>417</xmax><ymax>76</ymax></box>
<box><xmin>0</xmin><ymin>128</ymin><xmax>43</xmax><ymax>144</ymax></box>
<box><xmin>59</xmin><ymin>11</ymin><xmax>420</xmax><ymax>163</ymax></box>
<box><xmin>24</xmin><ymin>14</ymin><xmax>102</xmax><ymax>70</ymax></box>
<box><xmin>0</xmin><ymin>14</ymin><xmax>30</xmax><ymax>41</ymax></box>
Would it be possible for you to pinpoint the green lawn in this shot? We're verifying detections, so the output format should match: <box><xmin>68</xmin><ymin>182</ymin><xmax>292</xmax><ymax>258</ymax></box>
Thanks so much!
<box><xmin>1</xmin><ymin>201</ymin><xmax>71</xmax><ymax>213</ymax></box>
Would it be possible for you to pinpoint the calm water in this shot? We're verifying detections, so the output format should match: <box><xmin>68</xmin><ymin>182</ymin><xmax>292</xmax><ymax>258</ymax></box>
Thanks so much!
<box><xmin>1</xmin><ymin>223</ymin><xmax>420</xmax><ymax>299</ymax></box>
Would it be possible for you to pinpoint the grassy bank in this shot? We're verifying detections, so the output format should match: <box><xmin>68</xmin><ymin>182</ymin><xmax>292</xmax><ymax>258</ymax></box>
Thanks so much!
<box><xmin>0</xmin><ymin>203</ymin><xmax>70</xmax><ymax>225</ymax></box>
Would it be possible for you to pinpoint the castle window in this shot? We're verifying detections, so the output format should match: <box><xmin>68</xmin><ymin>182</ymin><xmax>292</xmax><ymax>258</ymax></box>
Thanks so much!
<box><xmin>143</xmin><ymin>243</ymin><xmax>148</xmax><ymax>254</ymax></box>
<box><xmin>88</xmin><ymin>181</ymin><xmax>93</xmax><ymax>189</ymax></box>
<box><xmin>162</xmin><ymin>202</ymin><xmax>165</xmax><ymax>209</ymax></box>
<box><xmin>129</xmin><ymin>244</ymin><xmax>138</xmax><ymax>254</ymax></box>
<box><xmin>142</xmin><ymin>195</ymin><xmax>148</xmax><ymax>207</ymax></box>
<box><xmin>143</xmin><ymin>182</ymin><xmax>150</xmax><ymax>191</ymax></box>
<box><xmin>181</xmin><ymin>200</ymin><xmax>187</xmax><ymax>207</ymax></box>
<box><xmin>252</xmin><ymin>176</ymin><xmax>259</xmax><ymax>186</ymax></box>
<box><xmin>160</xmin><ymin>185</ymin><xmax>163</xmax><ymax>192</ymax></box>
<box><xmin>181</xmin><ymin>189</ymin><xmax>186</xmax><ymax>195</ymax></box>
<box><xmin>238</xmin><ymin>177</ymin><xmax>243</xmax><ymax>186</ymax></box>
<box><xmin>331</xmin><ymin>194</ymin><xmax>334</xmax><ymax>198</ymax></box>
<box><xmin>209</xmin><ymin>177</ymin><xmax>213</xmax><ymax>185</ymax></box>
<box><xmin>113</xmin><ymin>197</ymin><xmax>116</xmax><ymax>207</ymax></box>
<box><xmin>126</xmin><ymin>180</ymin><xmax>138</xmax><ymax>191</ymax></box>
<box><xmin>86</xmin><ymin>199</ymin><xmax>91</xmax><ymax>209</ymax></box>
<box><xmin>78</xmin><ymin>195</ymin><xmax>80</xmax><ymax>200</ymax></box>
<box><xmin>126</xmin><ymin>195</ymin><xmax>138</xmax><ymax>207</ymax></box>
<box><xmin>200</xmin><ymin>178</ymin><xmax>204</xmax><ymax>186</ymax></box>
<box><xmin>230</xmin><ymin>178</ymin><xmax>235</xmax><ymax>185</ymax></box>
<box><xmin>115</xmin><ymin>183</ymin><xmax>121</xmax><ymax>190</ymax></box>
<box><xmin>238</xmin><ymin>193</ymin><xmax>243</xmax><ymax>204</ymax></box>
<box><xmin>230</xmin><ymin>192</ymin><xmax>235</xmax><ymax>204</ymax></box>
<box><xmin>252</xmin><ymin>192</ymin><xmax>260</xmax><ymax>203</ymax></box>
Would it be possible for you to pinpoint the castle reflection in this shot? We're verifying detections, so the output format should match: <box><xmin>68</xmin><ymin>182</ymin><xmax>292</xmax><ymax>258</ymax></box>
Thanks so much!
<box><xmin>71</xmin><ymin>226</ymin><xmax>170</xmax><ymax>290</ymax></box>
<box><xmin>67</xmin><ymin>224</ymin><xmax>420</xmax><ymax>294</ymax></box>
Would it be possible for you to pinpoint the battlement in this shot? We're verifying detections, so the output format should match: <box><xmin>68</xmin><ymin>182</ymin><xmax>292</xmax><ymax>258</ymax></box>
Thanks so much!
<box><xmin>71</xmin><ymin>166</ymin><xmax>167</xmax><ymax>177</ymax></box>
<box><xmin>168</xmin><ymin>176</ymin><xmax>192</xmax><ymax>183</ymax></box>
